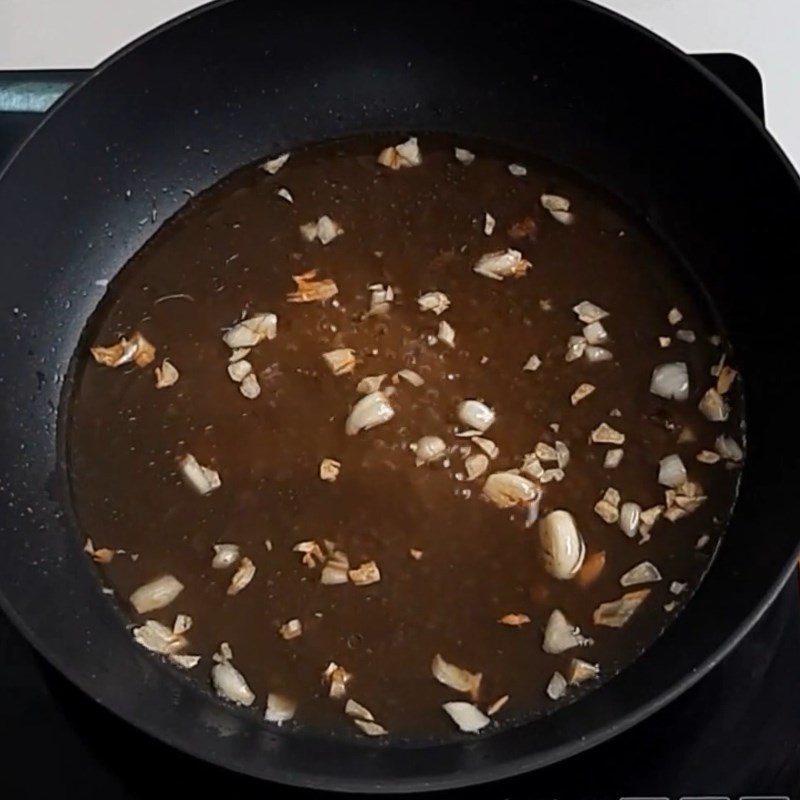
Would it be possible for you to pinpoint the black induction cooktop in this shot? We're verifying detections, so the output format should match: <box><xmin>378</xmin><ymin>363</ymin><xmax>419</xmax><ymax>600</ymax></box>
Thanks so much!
<box><xmin>1</xmin><ymin>54</ymin><xmax>797</xmax><ymax>799</ymax></box>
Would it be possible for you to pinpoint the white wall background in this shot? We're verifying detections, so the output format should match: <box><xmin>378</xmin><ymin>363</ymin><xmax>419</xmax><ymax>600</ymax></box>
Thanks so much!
<box><xmin>1</xmin><ymin>0</ymin><xmax>799</xmax><ymax>164</ymax></box>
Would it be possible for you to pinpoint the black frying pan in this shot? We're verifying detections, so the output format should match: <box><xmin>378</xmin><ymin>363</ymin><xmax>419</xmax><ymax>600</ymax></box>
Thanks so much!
<box><xmin>1</xmin><ymin>0</ymin><xmax>799</xmax><ymax>792</ymax></box>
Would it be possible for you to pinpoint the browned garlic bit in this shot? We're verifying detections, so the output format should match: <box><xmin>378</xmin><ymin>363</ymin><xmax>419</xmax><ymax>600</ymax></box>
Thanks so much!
<box><xmin>319</xmin><ymin>458</ymin><xmax>341</xmax><ymax>482</ymax></box>
<box><xmin>443</xmin><ymin>702</ymin><xmax>490</xmax><ymax>734</ymax></box>
<box><xmin>154</xmin><ymin>359</ymin><xmax>179</xmax><ymax>388</ymax></box>
<box><xmin>716</xmin><ymin>365</ymin><xmax>737</xmax><ymax>394</ymax></box>
<box><xmin>432</xmin><ymin>653</ymin><xmax>482</xmax><ymax>699</ymax></box>
<box><xmin>594</xmin><ymin>487</ymin><xmax>621</xmax><ymax>524</ymax></box>
<box><xmin>227</xmin><ymin>557</ymin><xmax>256</xmax><ymax>595</ymax></box>
<box><xmin>454</xmin><ymin>147</ymin><xmax>475</xmax><ymax>165</ymax></box>
<box><xmin>222</xmin><ymin>313</ymin><xmax>277</xmax><ymax>348</ymax></box>
<box><xmin>212</xmin><ymin>543</ymin><xmax>240</xmax><ymax>569</ymax></box>
<box><xmin>457</xmin><ymin>399</ymin><xmax>495</xmax><ymax>432</ymax></box>
<box><xmin>499</xmin><ymin>613</ymin><xmax>531</xmax><ymax>627</ymax></box>
<box><xmin>299</xmin><ymin>214</ymin><xmax>344</xmax><ymax>245</ymax></box>
<box><xmin>473</xmin><ymin>249</ymin><xmax>532</xmax><ymax>281</ymax></box>
<box><xmin>261</xmin><ymin>152</ymin><xmax>290</xmax><ymax>174</ymax></box>
<box><xmin>593</xmin><ymin>589</ymin><xmax>650</xmax><ymax>627</ymax></box>
<box><xmin>539</xmin><ymin>510</ymin><xmax>586</xmax><ymax>580</ymax></box>
<box><xmin>650</xmin><ymin>362</ymin><xmax>689</xmax><ymax>401</ymax></box>
<box><xmin>540</xmin><ymin>194</ymin><xmax>574</xmax><ymax>225</ymax></box>
<box><xmin>178</xmin><ymin>453</ymin><xmax>221</xmax><ymax>495</ymax></box>
<box><xmin>130</xmin><ymin>574</ymin><xmax>184</xmax><ymax>614</ymax></box>
<box><xmin>590</xmin><ymin>423</ymin><xmax>625</xmax><ymax>445</ymax></box>
<box><xmin>378</xmin><ymin>136</ymin><xmax>421</xmax><ymax>169</ymax></box>
<box><xmin>323</xmin><ymin>662</ymin><xmax>352</xmax><ymax>699</ymax></box>
<box><xmin>287</xmin><ymin>270</ymin><xmax>339</xmax><ymax>303</ymax></box>
<box><xmin>91</xmin><ymin>331</ymin><xmax>155</xmax><ymax>368</ymax></box>
<box><xmin>293</xmin><ymin>540</ymin><xmax>324</xmax><ymax>569</ymax></box>
<box><xmin>482</xmin><ymin>471</ymin><xmax>539</xmax><ymax>509</ymax></box>
<box><xmin>698</xmin><ymin>387</ymin><xmax>730</xmax><ymax>422</ymax></box>
<box><xmin>543</xmin><ymin>609</ymin><xmax>593</xmax><ymax>654</ymax></box>
<box><xmin>345</xmin><ymin>391</ymin><xmax>395</xmax><ymax>435</ymax></box>
<box><xmin>265</xmin><ymin>693</ymin><xmax>296</xmax><ymax>725</ymax></box>
<box><xmin>349</xmin><ymin>561</ymin><xmax>381</xmax><ymax>586</ymax></box>
<box><xmin>279</xmin><ymin>618</ymin><xmax>303</xmax><ymax>640</ymax></box>
<box><xmin>620</xmin><ymin>561</ymin><xmax>662</xmax><ymax>587</ymax></box>
<box><xmin>367</xmin><ymin>283</ymin><xmax>394</xmax><ymax>316</ymax></box>
<box><xmin>508</xmin><ymin>163</ymin><xmax>527</xmax><ymax>176</ymax></box>
<box><xmin>322</xmin><ymin>348</ymin><xmax>356</xmax><ymax>376</ymax></box>
<box><xmin>417</xmin><ymin>291</ymin><xmax>451</xmax><ymax>315</ymax></box>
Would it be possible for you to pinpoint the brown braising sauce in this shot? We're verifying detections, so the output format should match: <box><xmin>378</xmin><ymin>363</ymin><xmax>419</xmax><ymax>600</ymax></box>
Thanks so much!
<box><xmin>67</xmin><ymin>135</ymin><xmax>743</xmax><ymax>740</ymax></box>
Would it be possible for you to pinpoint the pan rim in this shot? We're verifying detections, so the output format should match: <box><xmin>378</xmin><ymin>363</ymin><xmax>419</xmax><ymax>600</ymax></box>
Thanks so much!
<box><xmin>1</xmin><ymin>0</ymin><xmax>800</xmax><ymax>792</ymax></box>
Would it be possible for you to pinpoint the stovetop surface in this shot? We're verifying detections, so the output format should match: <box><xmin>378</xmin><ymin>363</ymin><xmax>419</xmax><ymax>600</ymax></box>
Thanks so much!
<box><xmin>1</xmin><ymin>54</ymin><xmax>797</xmax><ymax>799</ymax></box>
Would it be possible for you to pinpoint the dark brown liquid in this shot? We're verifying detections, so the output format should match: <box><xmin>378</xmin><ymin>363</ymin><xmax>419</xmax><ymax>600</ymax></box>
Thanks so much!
<box><xmin>67</xmin><ymin>135</ymin><xmax>742</xmax><ymax>741</ymax></box>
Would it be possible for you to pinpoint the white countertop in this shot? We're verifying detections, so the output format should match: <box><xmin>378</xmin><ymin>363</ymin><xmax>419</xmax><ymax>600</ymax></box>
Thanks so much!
<box><xmin>1</xmin><ymin>0</ymin><xmax>799</xmax><ymax>166</ymax></box>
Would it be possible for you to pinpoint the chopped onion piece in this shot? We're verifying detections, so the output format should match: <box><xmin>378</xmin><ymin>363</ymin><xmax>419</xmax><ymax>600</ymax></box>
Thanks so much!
<box><xmin>593</xmin><ymin>589</ymin><xmax>650</xmax><ymax>627</ymax></box>
<box><xmin>457</xmin><ymin>399</ymin><xmax>495</xmax><ymax>432</ymax></box>
<box><xmin>432</xmin><ymin>653</ymin><xmax>482</xmax><ymax>699</ymax></box>
<box><xmin>473</xmin><ymin>249</ymin><xmax>531</xmax><ymax>281</ymax></box>
<box><xmin>345</xmin><ymin>391</ymin><xmax>394</xmax><ymax>435</ymax></box>
<box><xmin>323</xmin><ymin>662</ymin><xmax>352</xmax><ymax>698</ymax></box>
<box><xmin>265</xmin><ymin>693</ymin><xmax>296</xmax><ymax>725</ymax></box>
<box><xmin>287</xmin><ymin>270</ymin><xmax>338</xmax><ymax>303</ymax></box>
<box><xmin>565</xmin><ymin>335</ymin><xmax>587</xmax><ymax>362</ymax></box>
<box><xmin>130</xmin><ymin>574</ymin><xmax>184</xmax><ymax>614</ymax></box>
<box><xmin>620</xmin><ymin>560</ymin><xmax>662</xmax><ymax>587</ymax></box>
<box><xmin>443</xmin><ymin>702</ymin><xmax>490</xmax><ymax>733</ymax></box>
<box><xmin>658</xmin><ymin>454</ymin><xmax>687</xmax><ymax>488</ymax></box>
<box><xmin>212</xmin><ymin>543</ymin><xmax>240</xmax><ymax>569</ymax></box>
<box><xmin>276</xmin><ymin>187</ymin><xmax>293</xmax><ymax>203</ymax></box>
<box><xmin>650</xmin><ymin>362</ymin><xmax>689</xmax><ymax>401</ymax></box>
<box><xmin>676</xmin><ymin>329</ymin><xmax>696</xmax><ymax>343</ymax></box>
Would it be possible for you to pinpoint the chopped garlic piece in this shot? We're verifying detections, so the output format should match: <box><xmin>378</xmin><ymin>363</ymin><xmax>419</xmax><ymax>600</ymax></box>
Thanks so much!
<box><xmin>499</xmin><ymin>613</ymin><xmax>531</xmax><ymax>627</ymax></box>
<box><xmin>345</xmin><ymin>391</ymin><xmax>394</xmax><ymax>435</ymax></box>
<box><xmin>473</xmin><ymin>249</ymin><xmax>531</xmax><ymax>281</ymax></box>
<box><xmin>457</xmin><ymin>399</ymin><xmax>495</xmax><ymax>432</ymax></box>
<box><xmin>322</xmin><ymin>348</ymin><xmax>356</xmax><ymax>376</ymax></box>
<box><xmin>667</xmin><ymin>307</ymin><xmax>683</xmax><ymax>325</ymax></box>
<box><xmin>212</xmin><ymin>543</ymin><xmax>240</xmax><ymax>569</ymax></box>
<box><xmin>227</xmin><ymin>359</ymin><xmax>252</xmax><ymax>383</ymax></box>
<box><xmin>265</xmin><ymin>693</ymin><xmax>296</xmax><ymax>725</ymax></box>
<box><xmin>155</xmin><ymin>359</ymin><xmax>179</xmax><ymax>388</ymax></box>
<box><xmin>483</xmin><ymin>212</ymin><xmax>496</xmax><ymax>235</ymax></box>
<box><xmin>443</xmin><ymin>701</ymin><xmax>490</xmax><ymax>733</ymax></box>
<box><xmin>523</xmin><ymin>354</ymin><xmax>542</xmax><ymax>372</ymax></box>
<box><xmin>130</xmin><ymin>574</ymin><xmax>184</xmax><ymax>614</ymax></box>
<box><xmin>486</xmin><ymin>695</ymin><xmax>509</xmax><ymax>716</ymax></box>
<box><xmin>222</xmin><ymin>313</ymin><xmax>277</xmax><ymax>348</ymax></box>
<box><xmin>227</xmin><ymin>557</ymin><xmax>255</xmax><ymax>595</ymax></box>
<box><xmin>472</xmin><ymin>436</ymin><xmax>499</xmax><ymax>459</ymax></box>
<box><xmin>396</xmin><ymin>368</ymin><xmax>424</xmax><ymax>387</ymax></box>
<box><xmin>698</xmin><ymin>387</ymin><xmax>730</xmax><ymax>422</ymax></box>
<box><xmin>603</xmin><ymin>448</ymin><xmax>624</xmax><ymax>469</ymax></box>
<box><xmin>357</xmin><ymin>373</ymin><xmax>386</xmax><ymax>395</ymax></box>
<box><xmin>572</xmin><ymin>301</ymin><xmax>608</xmax><ymax>324</ymax></box>
<box><xmin>323</xmin><ymin>662</ymin><xmax>352</xmax><ymax>698</ymax></box>
<box><xmin>276</xmin><ymin>187</ymin><xmax>293</xmax><ymax>203</ymax></box>
<box><xmin>239</xmin><ymin>372</ymin><xmax>261</xmax><ymax>399</ymax></box>
<box><xmin>546</xmin><ymin>671</ymin><xmax>567</xmax><ymax>700</ymax></box>
<box><xmin>417</xmin><ymin>291</ymin><xmax>451</xmax><ymax>315</ymax></box>
<box><xmin>542</xmin><ymin>609</ymin><xmax>592</xmax><ymax>654</ymax></box>
<box><xmin>212</xmin><ymin>660</ymin><xmax>255</xmax><ymax>706</ymax></box>
<box><xmin>133</xmin><ymin>619</ymin><xmax>187</xmax><ymax>654</ymax></box>
<box><xmin>482</xmin><ymin>472</ymin><xmax>539</xmax><ymax>509</ymax></box>
<box><xmin>279</xmin><ymin>618</ymin><xmax>303</xmax><ymax>640</ymax></box>
<box><xmin>354</xmin><ymin>719</ymin><xmax>388</xmax><ymax>736</ymax></box>
<box><xmin>378</xmin><ymin>137</ymin><xmax>421</xmax><ymax>169</ymax></box>
<box><xmin>590</xmin><ymin>423</ymin><xmax>625</xmax><ymax>444</ymax></box>
<box><xmin>593</xmin><ymin>589</ymin><xmax>650</xmax><ymax>627</ymax></box>
<box><xmin>620</xmin><ymin>561</ymin><xmax>662</xmax><ymax>587</ymax></box>
<box><xmin>349</xmin><ymin>561</ymin><xmax>381</xmax><ymax>586</ymax></box>
<box><xmin>454</xmin><ymin>147</ymin><xmax>475</xmax><ymax>164</ymax></box>
<box><xmin>287</xmin><ymin>270</ymin><xmax>338</xmax><ymax>303</ymax></box>
<box><xmin>299</xmin><ymin>214</ymin><xmax>343</xmax><ymax>244</ymax></box>
<box><xmin>319</xmin><ymin>458</ymin><xmax>341</xmax><ymax>482</ymax></box>
<box><xmin>261</xmin><ymin>152</ymin><xmax>290</xmax><ymax>174</ymax></box>
<box><xmin>437</xmin><ymin>320</ymin><xmax>456</xmax><ymax>348</ymax></box>
<box><xmin>571</xmin><ymin>382</ymin><xmax>595</xmax><ymax>405</ymax></box>
<box><xmin>432</xmin><ymin>653</ymin><xmax>482</xmax><ymax>699</ymax></box>
<box><xmin>345</xmin><ymin>699</ymin><xmax>375</xmax><ymax>721</ymax></box>
<box><xmin>508</xmin><ymin>163</ymin><xmax>527</xmax><ymax>176</ymax></box>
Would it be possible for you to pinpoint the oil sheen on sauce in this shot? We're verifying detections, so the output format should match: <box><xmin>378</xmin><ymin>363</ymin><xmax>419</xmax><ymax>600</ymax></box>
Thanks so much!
<box><xmin>67</xmin><ymin>135</ymin><xmax>743</xmax><ymax>741</ymax></box>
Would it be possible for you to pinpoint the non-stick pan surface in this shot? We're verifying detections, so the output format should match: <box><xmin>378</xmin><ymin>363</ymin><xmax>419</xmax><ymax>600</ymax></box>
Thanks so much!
<box><xmin>1</xmin><ymin>0</ymin><xmax>800</xmax><ymax>791</ymax></box>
